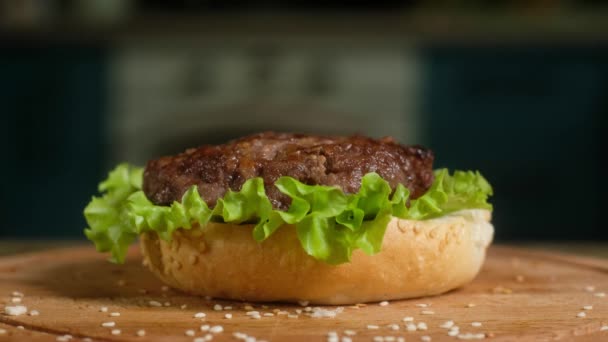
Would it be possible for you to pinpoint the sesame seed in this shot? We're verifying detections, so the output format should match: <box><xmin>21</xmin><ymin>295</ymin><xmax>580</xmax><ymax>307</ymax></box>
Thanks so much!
<box><xmin>466</xmin><ymin>303</ymin><xmax>476</xmax><ymax>308</ymax></box>
<box><xmin>295</xmin><ymin>309</ymin><xmax>302</xmax><ymax>314</ymax></box>
<box><xmin>327</xmin><ymin>336</ymin><xmax>338</xmax><ymax>342</ymax></box>
<box><xmin>389</xmin><ymin>324</ymin><xmax>400</xmax><ymax>331</ymax></box>
<box><xmin>585</xmin><ymin>285</ymin><xmax>596</xmax><ymax>292</ymax></box>
<box><xmin>16</xmin><ymin>326</ymin><xmax>24</xmax><ymax>330</ymax></box>
<box><xmin>205</xmin><ymin>334</ymin><xmax>214</xmax><ymax>341</ymax></box>
<box><xmin>577</xmin><ymin>312</ymin><xmax>586</xmax><ymax>318</ymax></box>
<box><xmin>595</xmin><ymin>292</ymin><xmax>606</xmax><ymax>298</ymax></box>
<box><xmin>100</xmin><ymin>306</ymin><xmax>108</xmax><ymax>312</ymax></box>
<box><xmin>11</xmin><ymin>297</ymin><xmax>22</xmax><ymax>303</ymax></box>
<box><xmin>148</xmin><ymin>300</ymin><xmax>162</xmax><ymax>307</ymax></box>
<box><xmin>406</xmin><ymin>323</ymin><xmax>417</xmax><ymax>331</ymax></box>
<box><xmin>288</xmin><ymin>314</ymin><xmax>299</xmax><ymax>319</ymax></box>
<box><xmin>440</xmin><ymin>321</ymin><xmax>455</xmax><ymax>329</ymax></box>
<box><xmin>277</xmin><ymin>310</ymin><xmax>289</xmax><ymax>315</ymax></box>
<box><xmin>225</xmin><ymin>313</ymin><xmax>233</xmax><ymax>319</ymax></box>
<box><xmin>417</xmin><ymin>322</ymin><xmax>428</xmax><ymax>330</ymax></box>
<box><xmin>136</xmin><ymin>329</ymin><xmax>146</xmax><ymax>336</ymax></box>
<box><xmin>56</xmin><ymin>336</ymin><xmax>70</xmax><ymax>342</ymax></box>
<box><xmin>583</xmin><ymin>305</ymin><xmax>593</xmax><ymax>310</ymax></box>
<box><xmin>213</xmin><ymin>304</ymin><xmax>223</xmax><ymax>311</ymax></box>
<box><xmin>185</xmin><ymin>329</ymin><xmax>196</xmax><ymax>336</ymax></box>
<box><xmin>194</xmin><ymin>312</ymin><xmax>206</xmax><ymax>318</ymax></box>
<box><xmin>344</xmin><ymin>330</ymin><xmax>356</xmax><ymax>336</ymax></box>
<box><xmin>209</xmin><ymin>325</ymin><xmax>223</xmax><ymax>333</ymax></box>
<box><xmin>194</xmin><ymin>338</ymin><xmax>205</xmax><ymax>342</ymax></box>
<box><xmin>83</xmin><ymin>338</ymin><xmax>92</xmax><ymax>342</ymax></box>
<box><xmin>101</xmin><ymin>321</ymin><xmax>116</xmax><ymax>327</ymax></box>
<box><xmin>341</xmin><ymin>337</ymin><xmax>352</xmax><ymax>342</ymax></box>
<box><xmin>379</xmin><ymin>301</ymin><xmax>389</xmax><ymax>306</ymax></box>
<box><xmin>421</xmin><ymin>336</ymin><xmax>431</xmax><ymax>342</ymax></box>
<box><xmin>385</xmin><ymin>337</ymin><xmax>396</xmax><ymax>342</ymax></box>
<box><xmin>601</xmin><ymin>325</ymin><xmax>608</xmax><ymax>331</ymax></box>
<box><xmin>111</xmin><ymin>329</ymin><xmax>121</xmax><ymax>335</ymax></box>
<box><xmin>471</xmin><ymin>322</ymin><xmax>482</xmax><ymax>327</ymax></box>
<box><xmin>110</xmin><ymin>312</ymin><xmax>120</xmax><ymax>317</ymax></box>
<box><xmin>12</xmin><ymin>291</ymin><xmax>24</xmax><ymax>297</ymax></box>
<box><xmin>367</xmin><ymin>324</ymin><xmax>380</xmax><ymax>330</ymax></box>
<box><xmin>0</xmin><ymin>329</ymin><xmax>6</xmax><ymax>335</ymax></box>
<box><xmin>4</xmin><ymin>305</ymin><xmax>27</xmax><ymax>316</ymax></box>
<box><xmin>448</xmin><ymin>330</ymin><xmax>460</xmax><ymax>337</ymax></box>
<box><xmin>304</xmin><ymin>307</ymin><xmax>312</xmax><ymax>312</ymax></box>
<box><xmin>397</xmin><ymin>338</ymin><xmax>405</xmax><ymax>342</ymax></box>
<box><xmin>421</xmin><ymin>310</ymin><xmax>435</xmax><ymax>315</ymax></box>
<box><xmin>200</xmin><ymin>325</ymin><xmax>210</xmax><ymax>331</ymax></box>
<box><xmin>327</xmin><ymin>331</ymin><xmax>338</xmax><ymax>337</ymax></box>
<box><xmin>298</xmin><ymin>300</ymin><xmax>310</xmax><ymax>307</ymax></box>
<box><xmin>263</xmin><ymin>313</ymin><xmax>274</xmax><ymax>317</ymax></box>
<box><xmin>415</xmin><ymin>303</ymin><xmax>428</xmax><ymax>308</ymax></box>
<box><xmin>373</xmin><ymin>337</ymin><xmax>384</xmax><ymax>342</ymax></box>
<box><xmin>224</xmin><ymin>306</ymin><xmax>233</xmax><ymax>310</ymax></box>
<box><xmin>402</xmin><ymin>316</ymin><xmax>414</xmax><ymax>322</ymax></box>
<box><xmin>29</xmin><ymin>309</ymin><xmax>40</xmax><ymax>316</ymax></box>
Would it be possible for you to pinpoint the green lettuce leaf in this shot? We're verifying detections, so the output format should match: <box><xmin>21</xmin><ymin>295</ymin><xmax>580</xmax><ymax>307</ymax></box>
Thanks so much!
<box><xmin>84</xmin><ymin>165</ymin><xmax>492</xmax><ymax>264</ymax></box>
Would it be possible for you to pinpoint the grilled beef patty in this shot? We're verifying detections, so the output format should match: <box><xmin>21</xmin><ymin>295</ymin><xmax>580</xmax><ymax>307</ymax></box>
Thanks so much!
<box><xmin>143</xmin><ymin>132</ymin><xmax>435</xmax><ymax>210</ymax></box>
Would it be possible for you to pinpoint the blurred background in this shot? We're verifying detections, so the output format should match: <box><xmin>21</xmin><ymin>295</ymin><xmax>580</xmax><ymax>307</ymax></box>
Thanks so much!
<box><xmin>1</xmin><ymin>0</ymin><xmax>607</xmax><ymax>243</ymax></box>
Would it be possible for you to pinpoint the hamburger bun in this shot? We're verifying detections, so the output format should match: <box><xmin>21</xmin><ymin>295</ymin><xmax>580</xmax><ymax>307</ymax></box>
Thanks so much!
<box><xmin>140</xmin><ymin>209</ymin><xmax>493</xmax><ymax>305</ymax></box>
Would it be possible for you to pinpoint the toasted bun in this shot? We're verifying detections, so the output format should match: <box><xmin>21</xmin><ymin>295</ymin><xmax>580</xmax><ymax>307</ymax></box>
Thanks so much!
<box><xmin>140</xmin><ymin>209</ymin><xmax>493</xmax><ymax>304</ymax></box>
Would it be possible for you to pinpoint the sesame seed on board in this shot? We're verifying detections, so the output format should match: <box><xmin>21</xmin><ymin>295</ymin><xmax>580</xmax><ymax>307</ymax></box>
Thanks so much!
<box><xmin>136</xmin><ymin>329</ymin><xmax>146</xmax><ymax>336</ymax></box>
<box><xmin>583</xmin><ymin>305</ymin><xmax>593</xmax><ymax>310</ymax></box>
<box><xmin>379</xmin><ymin>301</ymin><xmax>389</xmax><ymax>306</ymax></box>
<box><xmin>148</xmin><ymin>300</ymin><xmax>162</xmax><ymax>307</ymax></box>
<box><xmin>595</xmin><ymin>292</ymin><xmax>606</xmax><ymax>298</ymax></box>
<box><xmin>29</xmin><ymin>309</ymin><xmax>40</xmax><ymax>316</ymax></box>
<box><xmin>101</xmin><ymin>321</ymin><xmax>116</xmax><ymax>327</ymax></box>
<box><xmin>194</xmin><ymin>312</ymin><xmax>207</xmax><ymax>318</ymax></box>
<box><xmin>0</xmin><ymin>329</ymin><xmax>6</xmax><ymax>335</ymax></box>
<box><xmin>4</xmin><ymin>305</ymin><xmax>27</xmax><ymax>316</ymax></box>
<box><xmin>440</xmin><ymin>321</ymin><xmax>455</xmax><ymax>329</ymax></box>
<box><xmin>601</xmin><ymin>325</ymin><xmax>608</xmax><ymax>331</ymax></box>
<box><xmin>185</xmin><ymin>329</ymin><xmax>196</xmax><ymax>336</ymax></box>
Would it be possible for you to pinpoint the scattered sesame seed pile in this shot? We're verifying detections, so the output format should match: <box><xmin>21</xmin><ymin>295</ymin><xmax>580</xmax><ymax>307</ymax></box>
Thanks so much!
<box><xmin>1</xmin><ymin>280</ymin><xmax>607</xmax><ymax>341</ymax></box>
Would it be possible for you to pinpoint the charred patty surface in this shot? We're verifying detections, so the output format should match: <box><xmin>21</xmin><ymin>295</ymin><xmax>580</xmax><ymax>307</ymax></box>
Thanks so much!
<box><xmin>143</xmin><ymin>132</ymin><xmax>435</xmax><ymax>210</ymax></box>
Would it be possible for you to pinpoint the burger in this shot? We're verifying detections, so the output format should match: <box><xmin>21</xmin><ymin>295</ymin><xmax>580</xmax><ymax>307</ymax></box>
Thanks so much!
<box><xmin>84</xmin><ymin>132</ymin><xmax>494</xmax><ymax>304</ymax></box>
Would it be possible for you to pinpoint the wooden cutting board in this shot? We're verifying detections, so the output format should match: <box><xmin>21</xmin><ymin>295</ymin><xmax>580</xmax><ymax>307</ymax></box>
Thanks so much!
<box><xmin>1</xmin><ymin>245</ymin><xmax>607</xmax><ymax>342</ymax></box>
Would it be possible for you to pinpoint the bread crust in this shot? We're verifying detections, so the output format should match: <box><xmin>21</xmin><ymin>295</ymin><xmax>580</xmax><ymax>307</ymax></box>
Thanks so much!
<box><xmin>140</xmin><ymin>209</ymin><xmax>493</xmax><ymax>304</ymax></box>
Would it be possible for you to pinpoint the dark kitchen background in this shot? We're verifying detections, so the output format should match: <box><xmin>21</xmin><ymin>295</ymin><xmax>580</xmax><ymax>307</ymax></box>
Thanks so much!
<box><xmin>1</xmin><ymin>1</ymin><xmax>607</xmax><ymax>242</ymax></box>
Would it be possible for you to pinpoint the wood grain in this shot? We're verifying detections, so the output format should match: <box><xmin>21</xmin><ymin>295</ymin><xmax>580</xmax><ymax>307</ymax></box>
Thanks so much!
<box><xmin>0</xmin><ymin>245</ymin><xmax>607</xmax><ymax>341</ymax></box>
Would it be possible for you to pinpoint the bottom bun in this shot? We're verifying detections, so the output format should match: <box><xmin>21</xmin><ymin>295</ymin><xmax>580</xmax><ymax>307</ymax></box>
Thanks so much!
<box><xmin>140</xmin><ymin>209</ymin><xmax>494</xmax><ymax>305</ymax></box>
